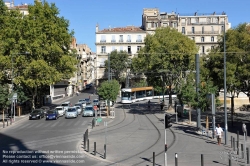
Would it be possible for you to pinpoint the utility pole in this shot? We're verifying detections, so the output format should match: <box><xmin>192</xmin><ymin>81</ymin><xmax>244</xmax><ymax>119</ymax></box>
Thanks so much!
<box><xmin>195</xmin><ymin>54</ymin><xmax>201</xmax><ymax>129</ymax></box>
<box><xmin>223</xmin><ymin>20</ymin><xmax>228</xmax><ymax>145</ymax></box>
<box><xmin>107</xmin><ymin>53</ymin><xmax>110</xmax><ymax>116</ymax></box>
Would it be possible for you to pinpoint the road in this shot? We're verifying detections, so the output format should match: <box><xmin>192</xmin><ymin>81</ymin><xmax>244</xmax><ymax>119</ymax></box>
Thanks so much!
<box><xmin>0</xmin><ymin>88</ymin><xmax>108</xmax><ymax>166</ymax></box>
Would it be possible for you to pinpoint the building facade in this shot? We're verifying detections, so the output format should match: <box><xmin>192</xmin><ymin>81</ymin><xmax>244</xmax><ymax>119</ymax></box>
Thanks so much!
<box><xmin>142</xmin><ymin>8</ymin><xmax>231</xmax><ymax>55</ymax></box>
<box><xmin>95</xmin><ymin>25</ymin><xmax>146</xmax><ymax>85</ymax></box>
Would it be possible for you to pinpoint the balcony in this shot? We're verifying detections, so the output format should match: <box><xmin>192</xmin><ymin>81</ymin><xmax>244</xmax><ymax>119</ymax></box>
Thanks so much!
<box><xmin>127</xmin><ymin>40</ymin><xmax>131</xmax><ymax>42</ymax></box>
<box><xmin>136</xmin><ymin>39</ymin><xmax>142</xmax><ymax>42</ymax></box>
<box><xmin>187</xmin><ymin>31</ymin><xmax>219</xmax><ymax>35</ymax></box>
<box><xmin>100</xmin><ymin>40</ymin><xmax>106</xmax><ymax>43</ymax></box>
<box><xmin>181</xmin><ymin>23</ymin><xmax>186</xmax><ymax>26</ymax></box>
<box><xmin>119</xmin><ymin>40</ymin><xmax>124</xmax><ymax>43</ymax></box>
<box><xmin>111</xmin><ymin>40</ymin><xmax>116</xmax><ymax>43</ymax></box>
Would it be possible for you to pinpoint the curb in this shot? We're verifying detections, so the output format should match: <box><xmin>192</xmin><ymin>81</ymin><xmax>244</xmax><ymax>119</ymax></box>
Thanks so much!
<box><xmin>0</xmin><ymin>115</ymin><xmax>29</xmax><ymax>131</ymax></box>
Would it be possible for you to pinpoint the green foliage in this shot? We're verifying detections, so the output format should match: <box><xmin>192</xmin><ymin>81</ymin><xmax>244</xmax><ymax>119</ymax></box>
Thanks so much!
<box><xmin>132</xmin><ymin>79</ymin><xmax>148</xmax><ymax>88</ymax></box>
<box><xmin>132</xmin><ymin>27</ymin><xmax>198</xmax><ymax>105</ymax></box>
<box><xmin>203</xmin><ymin>23</ymin><xmax>250</xmax><ymax>95</ymax></box>
<box><xmin>104</xmin><ymin>50</ymin><xmax>130</xmax><ymax>83</ymax></box>
<box><xmin>0</xmin><ymin>83</ymin><xmax>11</xmax><ymax>110</ymax></box>
<box><xmin>0</xmin><ymin>0</ymin><xmax>77</xmax><ymax>108</ymax></box>
<box><xmin>132</xmin><ymin>27</ymin><xmax>198</xmax><ymax>90</ymax></box>
<box><xmin>97</xmin><ymin>80</ymin><xmax>119</xmax><ymax>101</ymax></box>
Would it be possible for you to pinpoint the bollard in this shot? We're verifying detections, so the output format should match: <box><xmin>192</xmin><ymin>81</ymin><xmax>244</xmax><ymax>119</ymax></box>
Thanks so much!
<box><xmin>7</xmin><ymin>119</ymin><xmax>8</xmax><ymax>126</ymax></box>
<box><xmin>233</xmin><ymin>137</ymin><xmax>235</xmax><ymax>151</ymax></box>
<box><xmin>247</xmin><ymin>147</ymin><xmax>249</xmax><ymax>164</ymax></box>
<box><xmin>153</xmin><ymin>152</ymin><xmax>155</xmax><ymax>166</ymax></box>
<box><xmin>231</xmin><ymin>136</ymin><xmax>233</xmax><ymax>148</ymax></box>
<box><xmin>86</xmin><ymin>129</ymin><xmax>88</xmax><ymax>140</ymax></box>
<box><xmin>241</xmin><ymin>144</ymin><xmax>244</xmax><ymax>158</ymax></box>
<box><xmin>87</xmin><ymin>139</ymin><xmax>89</xmax><ymax>152</ymax></box>
<box><xmin>10</xmin><ymin>117</ymin><xmax>12</xmax><ymax>125</ymax></box>
<box><xmin>84</xmin><ymin>134</ymin><xmax>86</xmax><ymax>149</ymax></box>
<box><xmin>247</xmin><ymin>130</ymin><xmax>248</xmax><ymax>141</ymax></box>
<box><xmin>92</xmin><ymin>118</ymin><xmax>94</xmax><ymax>129</ymax></box>
<box><xmin>201</xmin><ymin>154</ymin><xmax>204</xmax><ymax>166</ymax></box>
<box><xmin>237</xmin><ymin>131</ymin><xmax>239</xmax><ymax>154</ymax></box>
<box><xmin>104</xmin><ymin>144</ymin><xmax>106</xmax><ymax>159</ymax></box>
<box><xmin>94</xmin><ymin>142</ymin><xmax>96</xmax><ymax>156</ymax></box>
<box><xmin>229</xmin><ymin>153</ymin><xmax>232</xmax><ymax>166</ymax></box>
<box><xmin>175</xmin><ymin>153</ymin><xmax>178</xmax><ymax>166</ymax></box>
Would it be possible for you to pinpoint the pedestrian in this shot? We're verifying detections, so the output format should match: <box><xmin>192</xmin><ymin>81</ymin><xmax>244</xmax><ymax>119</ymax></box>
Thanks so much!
<box><xmin>214</xmin><ymin>124</ymin><xmax>223</xmax><ymax>145</ymax></box>
<box><xmin>148</xmin><ymin>100</ymin><xmax>151</xmax><ymax>109</ymax></box>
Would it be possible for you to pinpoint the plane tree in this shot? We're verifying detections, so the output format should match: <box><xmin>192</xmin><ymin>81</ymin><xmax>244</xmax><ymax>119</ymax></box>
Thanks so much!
<box><xmin>0</xmin><ymin>0</ymin><xmax>77</xmax><ymax>108</ymax></box>
<box><xmin>131</xmin><ymin>27</ymin><xmax>198</xmax><ymax>106</ymax></box>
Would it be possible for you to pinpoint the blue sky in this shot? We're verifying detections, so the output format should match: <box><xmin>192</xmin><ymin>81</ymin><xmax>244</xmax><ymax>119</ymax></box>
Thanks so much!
<box><xmin>12</xmin><ymin>0</ymin><xmax>250</xmax><ymax>52</ymax></box>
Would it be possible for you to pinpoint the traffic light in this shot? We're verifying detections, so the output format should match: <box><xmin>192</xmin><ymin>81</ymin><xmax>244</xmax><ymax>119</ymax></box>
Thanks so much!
<box><xmin>165</xmin><ymin>114</ymin><xmax>172</xmax><ymax>128</ymax></box>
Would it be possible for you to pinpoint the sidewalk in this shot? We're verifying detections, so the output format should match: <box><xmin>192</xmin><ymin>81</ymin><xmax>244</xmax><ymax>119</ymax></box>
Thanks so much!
<box><xmin>79</xmin><ymin>101</ymin><xmax>250</xmax><ymax>166</ymax></box>
<box><xmin>0</xmin><ymin>95</ymin><xmax>74</xmax><ymax>130</ymax></box>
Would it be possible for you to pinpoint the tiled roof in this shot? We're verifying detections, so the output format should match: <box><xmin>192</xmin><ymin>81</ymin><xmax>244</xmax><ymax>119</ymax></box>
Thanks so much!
<box><xmin>99</xmin><ymin>26</ymin><xmax>145</xmax><ymax>33</ymax></box>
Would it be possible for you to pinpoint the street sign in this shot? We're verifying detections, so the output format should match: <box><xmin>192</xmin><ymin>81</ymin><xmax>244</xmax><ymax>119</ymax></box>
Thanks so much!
<box><xmin>97</xmin><ymin>117</ymin><xmax>102</xmax><ymax>122</ymax></box>
<box><xmin>13</xmin><ymin>93</ymin><xmax>17</xmax><ymax>100</ymax></box>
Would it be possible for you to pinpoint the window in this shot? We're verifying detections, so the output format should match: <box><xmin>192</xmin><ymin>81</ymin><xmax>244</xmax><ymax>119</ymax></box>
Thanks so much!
<box><xmin>120</xmin><ymin>46</ymin><xmax>123</xmax><ymax>51</ymax></box>
<box><xmin>137</xmin><ymin>46</ymin><xmax>141</xmax><ymax>51</ymax></box>
<box><xmin>211</xmin><ymin>36</ymin><xmax>214</xmax><ymax>42</ymax></box>
<box><xmin>127</xmin><ymin>46</ymin><xmax>131</xmax><ymax>54</ymax></box>
<box><xmin>221</xmin><ymin>26</ymin><xmax>224</xmax><ymax>32</ymax></box>
<box><xmin>112</xmin><ymin>46</ymin><xmax>116</xmax><ymax>51</ymax></box>
<box><xmin>192</xmin><ymin>27</ymin><xmax>195</xmax><ymax>34</ymax></box>
<box><xmin>100</xmin><ymin>35</ymin><xmax>106</xmax><ymax>42</ymax></box>
<box><xmin>111</xmin><ymin>35</ymin><xmax>116</xmax><ymax>42</ymax></box>
<box><xmin>211</xmin><ymin>26</ymin><xmax>214</xmax><ymax>33</ymax></box>
<box><xmin>155</xmin><ymin>22</ymin><xmax>158</xmax><ymax>27</ymax></box>
<box><xmin>162</xmin><ymin>23</ymin><xmax>168</xmax><ymax>27</ymax></box>
<box><xmin>136</xmin><ymin>35</ymin><xmax>142</xmax><ymax>42</ymax></box>
<box><xmin>147</xmin><ymin>22</ymin><xmax>151</xmax><ymax>28</ymax></box>
<box><xmin>192</xmin><ymin>37</ymin><xmax>195</xmax><ymax>41</ymax></box>
<box><xmin>101</xmin><ymin>46</ymin><xmax>106</xmax><ymax>53</ymax></box>
<box><xmin>211</xmin><ymin>46</ymin><xmax>214</xmax><ymax>50</ymax></box>
<box><xmin>201</xmin><ymin>37</ymin><xmax>204</xmax><ymax>42</ymax></box>
<box><xmin>127</xmin><ymin>35</ymin><xmax>131</xmax><ymax>42</ymax></box>
<box><xmin>119</xmin><ymin>35</ymin><xmax>123</xmax><ymax>42</ymax></box>
<box><xmin>202</xmin><ymin>46</ymin><xmax>205</xmax><ymax>53</ymax></box>
<box><xmin>182</xmin><ymin>27</ymin><xmax>185</xmax><ymax>34</ymax></box>
<box><xmin>202</xmin><ymin>26</ymin><xmax>204</xmax><ymax>34</ymax></box>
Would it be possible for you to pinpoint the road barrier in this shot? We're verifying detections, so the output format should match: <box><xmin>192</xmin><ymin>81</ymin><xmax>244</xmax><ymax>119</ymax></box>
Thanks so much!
<box><xmin>104</xmin><ymin>144</ymin><xmax>106</xmax><ymax>159</ymax></box>
<box><xmin>94</xmin><ymin>142</ymin><xmax>96</xmax><ymax>156</ymax></box>
<box><xmin>153</xmin><ymin>152</ymin><xmax>155</xmax><ymax>166</ymax></box>
<box><xmin>87</xmin><ymin>139</ymin><xmax>89</xmax><ymax>152</ymax></box>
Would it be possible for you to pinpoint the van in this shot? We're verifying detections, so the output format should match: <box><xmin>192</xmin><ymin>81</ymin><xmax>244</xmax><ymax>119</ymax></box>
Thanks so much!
<box><xmin>61</xmin><ymin>101</ymin><xmax>71</xmax><ymax>112</ymax></box>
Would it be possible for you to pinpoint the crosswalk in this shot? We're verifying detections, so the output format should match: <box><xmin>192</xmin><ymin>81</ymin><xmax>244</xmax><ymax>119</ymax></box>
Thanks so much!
<box><xmin>11</xmin><ymin>118</ymin><xmax>89</xmax><ymax>130</ymax></box>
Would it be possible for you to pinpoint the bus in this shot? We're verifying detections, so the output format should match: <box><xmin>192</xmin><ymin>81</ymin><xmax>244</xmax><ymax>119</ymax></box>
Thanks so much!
<box><xmin>121</xmin><ymin>86</ymin><xmax>177</xmax><ymax>104</ymax></box>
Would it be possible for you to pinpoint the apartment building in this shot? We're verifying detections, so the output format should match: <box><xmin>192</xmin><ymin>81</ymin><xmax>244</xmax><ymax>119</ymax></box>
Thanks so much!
<box><xmin>142</xmin><ymin>8</ymin><xmax>231</xmax><ymax>55</ymax></box>
<box><xmin>95</xmin><ymin>24</ymin><xmax>146</xmax><ymax>85</ymax></box>
<box><xmin>5</xmin><ymin>0</ymin><xmax>29</xmax><ymax>15</ymax></box>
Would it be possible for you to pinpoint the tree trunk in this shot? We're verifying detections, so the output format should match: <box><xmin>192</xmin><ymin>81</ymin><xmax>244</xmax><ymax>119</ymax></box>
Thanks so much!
<box><xmin>2</xmin><ymin>109</ymin><xmax>5</xmax><ymax>126</ymax></box>
<box><xmin>188</xmin><ymin>104</ymin><xmax>191</xmax><ymax>124</ymax></box>
<box><xmin>169</xmin><ymin>85</ymin><xmax>172</xmax><ymax>107</ymax></box>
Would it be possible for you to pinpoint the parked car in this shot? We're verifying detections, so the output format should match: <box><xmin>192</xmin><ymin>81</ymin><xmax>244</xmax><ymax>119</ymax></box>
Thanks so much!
<box><xmin>61</xmin><ymin>101</ymin><xmax>71</xmax><ymax>112</ymax></box>
<box><xmin>82</xmin><ymin>105</ymin><xmax>94</xmax><ymax>117</ymax></box>
<box><xmin>29</xmin><ymin>109</ymin><xmax>45</xmax><ymax>120</ymax></box>
<box><xmin>46</xmin><ymin>110</ymin><xmax>59</xmax><ymax>120</ymax></box>
<box><xmin>86</xmin><ymin>84</ymin><xmax>91</xmax><ymax>89</ymax></box>
<box><xmin>55</xmin><ymin>106</ymin><xmax>64</xmax><ymax>116</ymax></box>
<box><xmin>40</xmin><ymin>106</ymin><xmax>50</xmax><ymax>115</ymax></box>
<box><xmin>74</xmin><ymin>106</ymin><xmax>82</xmax><ymax>115</ymax></box>
<box><xmin>65</xmin><ymin>107</ymin><xmax>78</xmax><ymax>119</ymax></box>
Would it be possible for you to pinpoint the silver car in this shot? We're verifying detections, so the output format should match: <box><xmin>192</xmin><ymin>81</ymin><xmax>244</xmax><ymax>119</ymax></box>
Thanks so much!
<box><xmin>65</xmin><ymin>107</ymin><xmax>78</xmax><ymax>119</ymax></box>
<box><xmin>78</xmin><ymin>99</ymin><xmax>86</xmax><ymax>108</ymax></box>
<box><xmin>74</xmin><ymin>106</ymin><xmax>82</xmax><ymax>115</ymax></box>
<box><xmin>55</xmin><ymin>106</ymin><xmax>64</xmax><ymax>116</ymax></box>
<box><xmin>61</xmin><ymin>101</ymin><xmax>71</xmax><ymax>112</ymax></box>
<box><xmin>82</xmin><ymin>105</ymin><xmax>94</xmax><ymax>117</ymax></box>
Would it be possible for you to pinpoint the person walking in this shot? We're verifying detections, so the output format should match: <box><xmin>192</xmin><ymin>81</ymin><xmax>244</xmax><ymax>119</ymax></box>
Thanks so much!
<box><xmin>148</xmin><ymin>100</ymin><xmax>151</xmax><ymax>109</ymax></box>
<box><xmin>214</xmin><ymin>124</ymin><xmax>223</xmax><ymax>145</ymax></box>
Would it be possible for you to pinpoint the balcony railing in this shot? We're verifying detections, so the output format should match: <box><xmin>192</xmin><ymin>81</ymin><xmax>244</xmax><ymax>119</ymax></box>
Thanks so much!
<box><xmin>127</xmin><ymin>40</ymin><xmax>131</xmax><ymax>42</ymax></box>
<box><xmin>181</xmin><ymin>23</ymin><xmax>186</xmax><ymax>26</ymax></box>
<box><xmin>136</xmin><ymin>39</ymin><xmax>142</xmax><ymax>42</ymax></box>
<box><xmin>119</xmin><ymin>40</ymin><xmax>123</xmax><ymax>42</ymax></box>
<box><xmin>100</xmin><ymin>40</ymin><xmax>106</xmax><ymax>43</ymax></box>
<box><xmin>187</xmin><ymin>31</ymin><xmax>219</xmax><ymax>35</ymax></box>
<box><xmin>111</xmin><ymin>40</ymin><xmax>116</xmax><ymax>43</ymax></box>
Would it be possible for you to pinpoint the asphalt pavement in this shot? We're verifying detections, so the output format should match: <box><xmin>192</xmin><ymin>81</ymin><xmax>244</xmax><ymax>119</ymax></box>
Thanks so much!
<box><xmin>79</xmin><ymin>99</ymin><xmax>250</xmax><ymax>166</ymax></box>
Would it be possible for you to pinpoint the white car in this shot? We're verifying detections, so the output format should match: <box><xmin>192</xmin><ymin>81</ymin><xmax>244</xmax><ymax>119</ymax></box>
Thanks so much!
<box><xmin>61</xmin><ymin>101</ymin><xmax>71</xmax><ymax>112</ymax></box>
<box><xmin>78</xmin><ymin>99</ymin><xmax>86</xmax><ymax>108</ymax></box>
<box><xmin>65</xmin><ymin>107</ymin><xmax>78</xmax><ymax>119</ymax></box>
<box><xmin>55</xmin><ymin>106</ymin><xmax>64</xmax><ymax>116</ymax></box>
<box><xmin>74</xmin><ymin>106</ymin><xmax>82</xmax><ymax>115</ymax></box>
